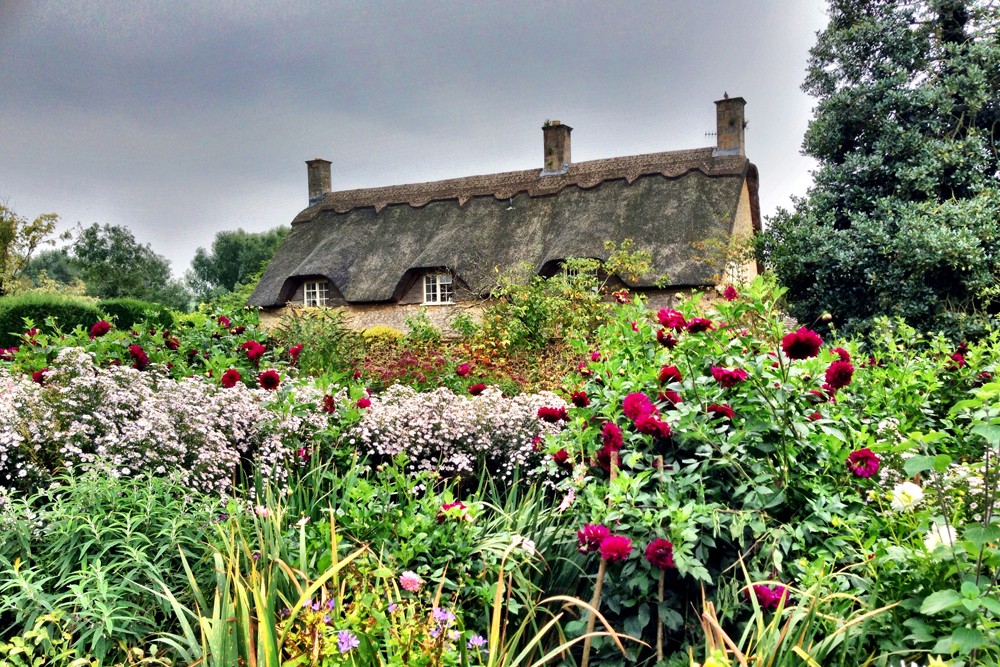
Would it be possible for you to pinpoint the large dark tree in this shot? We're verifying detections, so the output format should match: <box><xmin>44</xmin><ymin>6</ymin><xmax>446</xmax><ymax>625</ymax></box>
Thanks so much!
<box><xmin>71</xmin><ymin>223</ymin><xmax>192</xmax><ymax>311</ymax></box>
<box><xmin>759</xmin><ymin>0</ymin><xmax>1000</xmax><ymax>337</ymax></box>
<box><xmin>185</xmin><ymin>226</ymin><xmax>289</xmax><ymax>303</ymax></box>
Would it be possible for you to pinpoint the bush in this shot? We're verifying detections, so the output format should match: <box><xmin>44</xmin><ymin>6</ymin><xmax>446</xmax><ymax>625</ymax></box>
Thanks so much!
<box><xmin>0</xmin><ymin>293</ymin><xmax>100</xmax><ymax>347</ymax></box>
<box><xmin>97</xmin><ymin>297</ymin><xmax>175</xmax><ymax>330</ymax></box>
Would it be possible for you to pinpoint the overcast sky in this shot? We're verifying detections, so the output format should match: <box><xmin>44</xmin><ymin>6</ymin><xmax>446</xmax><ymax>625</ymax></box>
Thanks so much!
<box><xmin>0</xmin><ymin>1</ymin><xmax>828</xmax><ymax>278</ymax></box>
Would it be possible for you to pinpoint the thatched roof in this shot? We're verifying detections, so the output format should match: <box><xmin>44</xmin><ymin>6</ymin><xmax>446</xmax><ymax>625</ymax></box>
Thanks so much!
<box><xmin>249</xmin><ymin>147</ymin><xmax>759</xmax><ymax>307</ymax></box>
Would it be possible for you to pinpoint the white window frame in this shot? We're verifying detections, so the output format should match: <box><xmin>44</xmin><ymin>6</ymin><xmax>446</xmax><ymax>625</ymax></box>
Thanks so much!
<box><xmin>423</xmin><ymin>273</ymin><xmax>454</xmax><ymax>305</ymax></box>
<box><xmin>303</xmin><ymin>280</ymin><xmax>329</xmax><ymax>307</ymax></box>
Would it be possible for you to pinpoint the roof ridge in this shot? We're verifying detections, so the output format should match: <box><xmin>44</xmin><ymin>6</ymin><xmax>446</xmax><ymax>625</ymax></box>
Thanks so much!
<box><xmin>293</xmin><ymin>147</ymin><xmax>748</xmax><ymax>223</ymax></box>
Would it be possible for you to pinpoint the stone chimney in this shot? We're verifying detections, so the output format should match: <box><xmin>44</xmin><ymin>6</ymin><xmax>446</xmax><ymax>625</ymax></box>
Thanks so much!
<box><xmin>541</xmin><ymin>120</ymin><xmax>572</xmax><ymax>175</ymax></box>
<box><xmin>306</xmin><ymin>158</ymin><xmax>332</xmax><ymax>205</ymax></box>
<box><xmin>713</xmin><ymin>95</ymin><xmax>746</xmax><ymax>157</ymax></box>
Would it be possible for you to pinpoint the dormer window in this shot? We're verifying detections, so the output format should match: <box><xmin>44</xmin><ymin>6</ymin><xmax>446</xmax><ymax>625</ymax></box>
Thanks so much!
<box><xmin>303</xmin><ymin>280</ymin><xmax>329</xmax><ymax>307</ymax></box>
<box><xmin>423</xmin><ymin>273</ymin><xmax>454</xmax><ymax>304</ymax></box>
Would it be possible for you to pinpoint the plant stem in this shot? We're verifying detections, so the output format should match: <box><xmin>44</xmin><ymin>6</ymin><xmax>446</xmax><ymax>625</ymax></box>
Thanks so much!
<box><xmin>657</xmin><ymin>569</ymin><xmax>665</xmax><ymax>663</ymax></box>
<box><xmin>581</xmin><ymin>558</ymin><xmax>607</xmax><ymax>667</ymax></box>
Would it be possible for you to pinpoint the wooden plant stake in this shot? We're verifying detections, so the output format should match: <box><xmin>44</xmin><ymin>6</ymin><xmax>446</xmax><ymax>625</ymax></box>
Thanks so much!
<box><xmin>655</xmin><ymin>454</ymin><xmax>665</xmax><ymax>663</ymax></box>
<box><xmin>581</xmin><ymin>451</ymin><xmax>618</xmax><ymax>667</ymax></box>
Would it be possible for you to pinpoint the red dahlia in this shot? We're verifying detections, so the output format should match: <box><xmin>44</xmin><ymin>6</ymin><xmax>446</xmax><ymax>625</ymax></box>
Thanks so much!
<box><xmin>577</xmin><ymin>524</ymin><xmax>610</xmax><ymax>553</ymax></box>
<box><xmin>221</xmin><ymin>368</ymin><xmax>241</xmax><ymax>388</ymax></box>
<box><xmin>599</xmin><ymin>535</ymin><xmax>633</xmax><ymax>562</ymax></box>
<box><xmin>258</xmin><ymin>369</ymin><xmax>281</xmax><ymax>391</ymax></box>
<box><xmin>89</xmin><ymin>320</ymin><xmax>112</xmax><ymax>339</ymax></box>
<box><xmin>645</xmin><ymin>538</ymin><xmax>675</xmax><ymax>570</ymax></box>
<box><xmin>570</xmin><ymin>391</ymin><xmax>590</xmax><ymax>407</ymax></box>
<box><xmin>707</xmin><ymin>403</ymin><xmax>735</xmax><ymax>421</ymax></box>
<box><xmin>623</xmin><ymin>392</ymin><xmax>655</xmax><ymax>420</ymax></box>
<box><xmin>658</xmin><ymin>365</ymin><xmax>682</xmax><ymax>385</ymax></box>
<box><xmin>537</xmin><ymin>406</ymin><xmax>569</xmax><ymax>422</ymax></box>
<box><xmin>825</xmin><ymin>360</ymin><xmax>854</xmax><ymax>390</ymax></box>
<box><xmin>468</xmin><ymin>383</ymin><xmax>486</xmax><ymax>396</ymax></box>
<box><xmin>656</xmin><ymin>309</ymin><xmax>686</xmax><ymax>330</ymax></box>
<box><xmin>846</xmin><ymin>448</ymin><xmax>879</xmax><ymax>478</ymax></box>
<box><xmin>711</xmin><ymin>366</ymin><xmax>749</xmax><ymax>388</ymax></box>
<box><xmin>781</xmin><ymin>327</ymin><xmax>823</xmax><ymax>360</ymax></box>
<box><xmin>686</xmin><ymin>317</ymin><xmax>714</xmax><ymax>333</ymax></box>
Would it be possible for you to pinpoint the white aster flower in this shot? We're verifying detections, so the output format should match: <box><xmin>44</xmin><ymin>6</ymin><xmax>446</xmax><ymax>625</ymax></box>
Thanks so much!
<box><xmin>889</xmin><ymin>481</ymin><xmax>924</xmax><ymax>512</ymax></box>
<box><xmin>923</xmin><ymin>522</ymin><xmax>958</xmax><ymax>552</ymax></box>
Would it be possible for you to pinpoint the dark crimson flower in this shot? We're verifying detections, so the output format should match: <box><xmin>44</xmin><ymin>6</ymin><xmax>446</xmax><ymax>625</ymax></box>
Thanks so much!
<box><xmin>707</xmin><ymin>403</ymin><xmax>735</xmax><ymax>421</ymax></box>
<box><xmin>570</xmin><ymin>391</ymin><xmax>590</xmax><ymax>407</ymax></box>
<box><xmin>537</xmin><ymin>406</ymin><xmax>569</xmax><ymax>422</ymax></box>
<box><xmin>957</xmin><ymin>340</ymin><xmax>969</xmax><ymax>355</ymax></box>
<box><xmin>259</xmin><ymin>369</ymin><xmax>281</xmax><ymax>391</ymax></box>
<box><xmin>645</xmin><ymin>538</ymin><xmax>675</xmax><ymax>570</ymax></box>
<box><xmin>686</xmin><ymin>318</ymin><xmax>713</xmax><ymax>333</ymax></box>
<box><xmin>231</xmin><ymin>325</ymin><xmax>246</xmax><ymax>335</ymax></box>
<box><xmin>751</xmin><ymin>584</ymin><xmax>789</xmax><ymax>610</ymax></box>
<box><xmin>599</xmin><ymin>535</ymin><xmax>633</xmax><ymax>562</ymax></box>
<box><xmin>164</xmin><ymin>337</ymin><xmax>180</xmax><ymax>350</ymax></box>
<box><xmin>781</xmin><ymin>328</ymin><xmax>823</xmax><ymax>360</ymax></box>
<box><xmin>289</xmin><ymin>344</ymin><xmax>303</xmax><ymax>361</ymax></box>
<box><xmin>595</xmin><ymin>444</ymin><xmax>620</xmax><ymax>471</ymax></box>
<box><xmin>623</xmin><ymin>392</ymin><xmax>655</xmax><ymax>420</ymax></box>
<box><xmin>468</xmin><ymin>383</ymin><xmax>486</xmax><ymax>396</ymax></box>
<box><xmin>356</xmin><ymin>397</ymin><xmax>371</xmax><ymax>408</ymax></box>
<box><xmin>0</xmin><ymin>347</ymin><xmax>18</xmax><ymax>361</ymax></box>
<box><xmin>658</xmin><ymin>389</ymin><xmax>683</xmax><ymax>409</ymax></box>
<box><xmin>831</xmin><ymin>347</ymin><xmax>851</xmax><ymax>363</ymax></box>
<box><xmin>297</xmin><ymin>447</ymin><xmax>311</xmax><ymax>464</ymax></box>
<box><xmin>723</xmin><ymin>285</ymin><xmax>738</xmax><ymax>301</ymax></box>
<box><xmin>949</xmin><ymin>352</ymin><xmax>966</xmax><ymax>369</ymax></box>
<box><xmin>577</xmin><ymin>361</ymin><xmax>593</xmax><ymax>377</ymax></box>
<box><xmin>241</xmin><ymin>340</ymin><xmax>267</xmax><ymax>362</ymax></box>
<box><xmin>974</xmin><ymin>371</ymin><xmax>993</xmax><ymax>387</ymax></box>
<box><xmin>31</xmin><ymin>368</ymin><xmax>48</xmax><ymax>384</ymax></box>
<box><xmin>577</xmin><ymin>524</ymin><xmax>610</xmax><ymax>553</ymax></box>
<box><xmin>455</xmin><ymin>362</ymin><xmax>471</xmax><ymax>377</ymax></box>
<box><xmin>220</xmin><ymin>368</ymin><xmax>241</xmax><ymax>388</ymax></box>
<box><xmin>553</xmin><ymin>448</ymin><xmax>572</xmax><ymax>470</ymax></box>
<box><xmin>656</xmin><ymin>309</ymin><xmax>686</xmax><ymax>330</ymax></box>
<box><xmin>89</xmin><ymin>320</ymin><xmax>112</xmax><ymax>338</ymax></box>
<box><xmin>636</xmin><ymin>413</ymin><xmax>672</xmax><ymax>439</ymax></box>
<box><xmin>825</xmin><ymin>360</ymin><xmax>854</xmax><ymax>390</ymax></box>
<box><xmin>322</xmin><ymin>394</ymin><xmax>337</xmax><ymax>413</ymax></box>
<box><xmin>711</xmin><ymin>366</ymin><xmax>749</xmax><ymax>388</ymax></box>
<box><xmin>658</xmin><ymin>365</ymin><xmax>682</xmax><ymax>385</ymax></box>
<box><xmin>217</xmin><ymin>316</ymin><xmax>232</xmax><ymax>328</ymax></box>
<box><xmin>128</xmin><ymin>344</ymin><xmax>149</xmax><ymax>371</ymax></box>
<box><xmin>808</xmin><ymin>411</ymin><xmax>822</xmax><ymax>421</ymax></box>
<box><xmin>806</xmin><ymin>389</ymin><xmax>828</xmax><ymax>404</ymax></box>
<box><xmin>613</xmin><ymin>290</ymin><xmax>631</xmax><ymax>304</ymax></box>
<box><xmin>352</xmin><ymin>370</ymin><xmax>362</xmax><ymax>379</ymax></box>
<box><xmin>656</xmin><ymin>329</ymin><xmax>678</xmax><ymax>348</ymax></box>
<box><xmin>437</xmin><ymin>501</ymin><xmax>470</xmax><ymax>523</ymax></box>
<box><xmin>846</xmin><ymin>448</ymin><xmax>879</xmax><ymax>478</ymax></box>
<box><xmin>590</xmin><ymin>351</ymin><xmax>602</xmax><ymax>362</ymax></box>
<box><xmin>601</xmin><ymin>422</ymin><xmax>624</xmax><ymax>450</ymax></box>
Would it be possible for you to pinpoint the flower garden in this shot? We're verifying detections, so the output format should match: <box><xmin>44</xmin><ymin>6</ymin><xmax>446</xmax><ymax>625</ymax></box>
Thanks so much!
<box><xmin>1</xmin><ymin>276</ymin><xmax>998</xmax><ymax>667</ymax></box>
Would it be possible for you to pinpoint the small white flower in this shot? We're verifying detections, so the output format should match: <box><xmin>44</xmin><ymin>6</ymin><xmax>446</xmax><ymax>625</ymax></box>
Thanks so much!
<box><xmin>521</xmin><ymin>538</ymin><xmax>536</xmax><ymax>556</ymax></box>
<box><xmin>296</xmin><ymin>516</ymin><xmax>310</xmax><ymax>527</ymax></box>
<box><xmin>923</xmin><ymin>522</ymin><xmax>958</xmax><ymax>552</ymax></box>
<box><xmin>889</xmin><ymin>481</ymin><xmax>924</xmax><ymax>512</ymax></box>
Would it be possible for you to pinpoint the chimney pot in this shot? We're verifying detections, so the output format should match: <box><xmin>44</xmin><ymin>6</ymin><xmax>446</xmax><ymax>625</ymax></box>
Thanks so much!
<box><xmin>306</xmin><ymin>158</ymin><xmax>332</xmax><ymax>205</ymax></box>
<box><xmin>713</xmin><ymin>96</ymin><xmax>746</xmax><ymax>157</ymax></box>
<box><xmin>541</xmin><ymin>121</ymin><xmax>573</xmax><ymax>175</ymax></box>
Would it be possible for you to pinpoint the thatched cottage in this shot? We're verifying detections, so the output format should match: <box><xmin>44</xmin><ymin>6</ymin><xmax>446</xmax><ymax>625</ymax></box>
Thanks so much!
<box><xmin>249</xmin><ymin>95</ymin><xmax>760</xmax><ymax>331</ymax></box>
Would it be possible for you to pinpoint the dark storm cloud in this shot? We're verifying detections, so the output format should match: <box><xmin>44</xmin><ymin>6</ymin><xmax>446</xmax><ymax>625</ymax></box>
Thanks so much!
<box><xmin>0</xmin><ymin>1</ymin><xmax>827</xmax><ymax>275</ymax></box>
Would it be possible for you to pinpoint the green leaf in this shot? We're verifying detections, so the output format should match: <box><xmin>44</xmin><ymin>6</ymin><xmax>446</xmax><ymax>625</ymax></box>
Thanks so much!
<box><xmin>920</xmin><ymin>589</ymin><xmax>961</xmax><ymax>614</ymax></box>
<box><xmin>972</xmin><ymin>424</ymin><xmax>1000</xmax><ymax>446</ymax></box>
<box><xmin>951</xmin><ymin>627</ymin><xmax>985</xmax><ymax>654</ymax></box>
<box><xmin>933</xmin><ymin>454</ymin><xmax>952</xmax><ymax>472</ymax></box>
<box><xmin>963</xmin><ymin>524</ymin><xmax>1000</xmax><ymax>550</ymax></box>
<box><xmin>960</xmin><ymin>581</ymin><xmax>980</xmax><ymax>598</ymax></box>
<box><xmin>904</xmin><ymin>455</ymin><xmax>936</xmax><ymax>477</ymax></box>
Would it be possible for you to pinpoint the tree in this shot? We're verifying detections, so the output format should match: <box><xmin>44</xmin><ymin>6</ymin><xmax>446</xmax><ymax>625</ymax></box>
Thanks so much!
<box><xmin>71</xmin><ymin>223</ymin><xmax>192</xmax><ymax>311</ymax></box>
<box><xmin>0</xmin><ymin>203</ymin><xmax>61</xmax><ymax>296</ymax></box>
<box><xmin>759</xmin><ymin>0</ymin><xmax>1000</xmax><ymax>337</ymax></box>
<box><xmin>25</xmin><ymin>247</ymin><xmax>78</xmax><ymax>285</ymax></box>
<box><xmin>186</xmin><ymin>226</ymin><xmax>289</xmax><ymax>303</ymax></box>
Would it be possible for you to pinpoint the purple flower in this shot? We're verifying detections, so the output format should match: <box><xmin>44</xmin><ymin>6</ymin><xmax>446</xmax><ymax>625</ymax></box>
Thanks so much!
<box><xmin>467</xmin><ymin>634</ymin><xmax>488</xmax><ymax>650</ymax></box>
<box><xmin>432</xmin><ymin>607</ymin><xmax>456</xmax><ymax>625</ymax></box>
<box><xmin>337</xmin><ymin>630</ymin><xmax>360</xmax><ymax>654</ymax></box>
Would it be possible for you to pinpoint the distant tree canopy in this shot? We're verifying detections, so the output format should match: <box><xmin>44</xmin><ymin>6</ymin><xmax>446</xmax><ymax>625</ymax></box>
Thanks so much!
<box><xmin>186</xmin><ymin>226</ymin><xmax>289</xmax><ymax>303</ymax></box>
<box><xmin>70</xmin><ymin>223</ymin><xmax>192</xmax><ymax>311</ymax></box>
<box><xmin>0</xmin><ymin>204</ymin><xmax>61</xmax><ymax>297</ymax></box>
<box><xmin>758</xmin><ymin>0</ymin><xmax>1000</xmax><ymax>338</ymax></box>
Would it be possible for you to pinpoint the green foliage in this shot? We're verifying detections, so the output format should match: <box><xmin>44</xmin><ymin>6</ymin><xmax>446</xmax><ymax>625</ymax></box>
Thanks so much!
<box><xmin>22</xmin><ymin>247</ymin><xmax>78</xmax><ymax>287</ymax></box>
<box><xmin>70</xmin><ymin>223</ymin><xmax>192</xmax><ymax>311</ymax></box>
<box><xmin>0</xmin><ymin>292</ymin><xmax>100</xmax><ymax>348</ymax></box>
<box><xmin>96</xmin><ymin>297</ymin><xmax>174</xmax><ymax>330</ymax></box>
<box><xmin>186</xmin><ymin>226</ymin><xmax>289</xmax><ymax>303</ymax></box>
<box><xmin>0</xmin><ymin>471</ymin><xmax>218</xmax><ymax>663</ymax></box>
<box><xmin>0</xmin><ymin>204</ymin><xmax>62</xmax><ymax>297</ymax></box>
<box><xmin>759</xmin><ymin>0</ymin><xmax>1000</xmax><ymax>338</ymax></box>
<box><xmin>270</xmin><ymin>306</ymin><xmax>364</xmax><ymax>377</ymax></box>
<box><xmin>406</xmin><ymin>308</ymin><xmax>444</xmax><ymax>346</ymax></box>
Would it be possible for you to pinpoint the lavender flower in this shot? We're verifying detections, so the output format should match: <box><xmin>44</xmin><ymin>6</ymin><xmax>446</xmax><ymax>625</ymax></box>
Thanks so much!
<box><xmin>337</xmin><ymin>630</ymin><xmax>359</xmax><ymax>654</ymax></box>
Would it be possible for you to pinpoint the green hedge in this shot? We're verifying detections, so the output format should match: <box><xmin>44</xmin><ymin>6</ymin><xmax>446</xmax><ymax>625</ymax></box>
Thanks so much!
<box><xmin>97</xmin><ymin>298</ymin><xmax>174</xmax><ymax>330</ymax></box>
<box><xmin>0</xmin><ymin>293</ymin><xmax>101</xmax><ymax>348</ymax></box>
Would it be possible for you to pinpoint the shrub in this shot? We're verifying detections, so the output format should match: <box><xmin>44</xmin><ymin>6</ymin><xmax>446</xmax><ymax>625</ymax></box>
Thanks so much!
<box><xmin>97</xmin><ymin>296</ymin><xmax>174</xmax><ymax>329</ymax></box>
<box><xmin>0</xmin><ymin>293</ymin><xmax>100</xmax><ymax>347</ymax></box>
<box><xmin>270</xmin><ymin>306</ymin><xmax>364</xmax><ymax>377</ymax></box>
